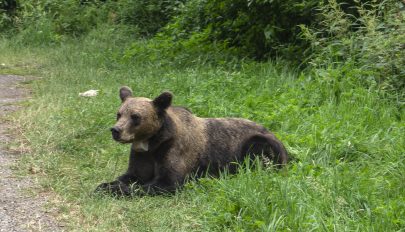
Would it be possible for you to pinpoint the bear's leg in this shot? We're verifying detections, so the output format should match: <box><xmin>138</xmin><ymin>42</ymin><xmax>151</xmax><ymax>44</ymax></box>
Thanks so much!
<box><xmin>140</xmin><ymin>169</ymin><xmax>184</xmax><ymax>195</ymax></box>
<box><xmin>95</xmin><ymin>150</ymin><xmax>156</xmax><ymax>196</ymax></box>
<box><xmin>94</xmin><ymin>174</ymin><xmax>140</xmax><ymax>196</ymax></box>
<box><xmin>242</xmin><ymin>134</ymin><xmax>288</xmax><ymax>167</ymax></box>
<box><xmin>141</xmin><ymin>181</ymin><xmax>176</xmax><ymax>195</ymax></box>
<box><xmin>95</xmin><ymin>180</ymin><xmax>131</xmax><ymax>196</ymax></box>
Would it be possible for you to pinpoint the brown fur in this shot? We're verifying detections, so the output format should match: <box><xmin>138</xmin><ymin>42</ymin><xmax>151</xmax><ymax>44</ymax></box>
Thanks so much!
<box><xmin>96</xmin><ymin>87</ymin><xmax>288</xmax><ymax>196</ymax></box>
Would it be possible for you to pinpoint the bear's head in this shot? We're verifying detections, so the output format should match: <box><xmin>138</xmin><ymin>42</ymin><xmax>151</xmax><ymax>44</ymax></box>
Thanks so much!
<box><xmin>110</xmin><ymin>86</ymin><xmax>173</xmax><ymax>152</ymax></box>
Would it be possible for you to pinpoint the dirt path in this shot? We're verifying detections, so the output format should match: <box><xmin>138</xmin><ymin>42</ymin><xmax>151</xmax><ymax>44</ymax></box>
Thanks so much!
<box><xmin>0</xmin><ymin>75</ymin><xmax>61</xmax><ymax>231</ymax></box>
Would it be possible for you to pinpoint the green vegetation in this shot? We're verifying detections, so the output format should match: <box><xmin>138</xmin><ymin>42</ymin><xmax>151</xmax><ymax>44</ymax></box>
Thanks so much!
<box><xmin>0</xmin><ymin>0</ymin><xmax>404</xmax><ymax>231</ymax></box>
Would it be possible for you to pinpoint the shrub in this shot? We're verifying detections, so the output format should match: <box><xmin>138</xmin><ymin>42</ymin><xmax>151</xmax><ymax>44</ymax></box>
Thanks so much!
<box><xmin>300</xmin><ymin>0</ymin><xmax>405</xmax><ymax>91</ymax></box>
<box><xmin>2</xmin><ymin>0</ymin><xmax>183</xmax><ymax>40</ymax></box>
<box><xmin>4</xmin><ymin>0</ymin><xmax>106</xmax><ymax>43</ymax></box>
<box><xmin>0</xmin><ymin>0</ymin><xmax>17</xmax><ymax>31</ymax></box>
<box><xmin>112</xmin><ymin>0</ymin><xmax>185</xmax><ymax>36</ymax></box>
<box><xmin>154</xmin><ymin>0</ymin><xmax>319</xmax><ymax>60</ymax></box>
<box><xmin>123</xmin><ymin>0</ymin><xmax>387</xmax><ymax>62</ymax></box>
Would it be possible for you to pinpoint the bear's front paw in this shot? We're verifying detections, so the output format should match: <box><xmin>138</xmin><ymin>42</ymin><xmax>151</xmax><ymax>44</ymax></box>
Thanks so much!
<box><xmin>95</xmin><ymin>181</ymin><xmax>131</xmax><ymax>196</ymax></box>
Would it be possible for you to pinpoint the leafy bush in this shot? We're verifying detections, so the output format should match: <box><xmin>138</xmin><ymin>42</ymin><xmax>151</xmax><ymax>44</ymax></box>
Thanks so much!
<box><xmin>2</xmin><ymin>0</ymin><xmax>182</xmax><ymax>41</ymax></box>
<box><xmin>123</xmin><ymin>0</ymin><xmax>391</xmax><ymax>62</ymax></box>
<box><xmin>6</xmin><ymin>0</ymin><xmax>110</xmax><ymax>44</ymax></box>
<box><xmin>2</xmin><ymin>0</ymin><xmax>403</xmax><ymax>92</ymax></box>
<box><xmin>149</xmin><ymin>0</ymin><xmax>319</xmax><ymax>60</ymax></box>
<box><xmin>0</xmin><ymin>0</ymin><xmax>17</xmax><ymax>31</ymax></box>
<box><xmin>300</xmin><ymin>0</ymin><xmax>405</xmax><ymax>91</ymax></box>
<box><xmin>43</xmin><ymin>1</ymin><xmax>106</xmax><ymax>36</ymax></box>
<box><xmin>112</xmin><ymin>0</ymin><xmax>185</xmax><ymax>36</ymax></box>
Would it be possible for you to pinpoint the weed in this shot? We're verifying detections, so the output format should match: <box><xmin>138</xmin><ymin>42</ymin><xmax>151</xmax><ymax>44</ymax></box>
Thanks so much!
<box><xmin>1</xmin><ymin>25</ymin><xmax>404</xmax><ymax>230</ymax></box>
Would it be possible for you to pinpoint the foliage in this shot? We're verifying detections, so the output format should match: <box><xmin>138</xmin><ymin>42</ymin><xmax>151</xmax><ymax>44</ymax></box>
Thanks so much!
<box><xmin>300</xmin><ymin>0</ymin><xmax>405</xmax><ymax>91</ymax></box>
<box><xmin>4</xmin><ymin>0</ymin><xmax>398</xmax><ymax>61</ymax></box>
<box><xmin>0</xmin><ymin>0</ymin><xmax>17</xmax><ymax>31</ymax></box>
<box><xmin>0</xmin><ymin>1</ymin><xmax>404</xmax><ymax>229</ymax></box>
<box><xmin>188</xmin><ymin>0</ymin><xmax>317</xmax><ymax>59</ymax></box>
<box><xmin>125</xmin><ymin>0</ymin><xmax>319</xmax><ymax>61</ymax></box>
<box><xmin>2</xmin><ymin>0</ymin><xmax>183</xmax><ymax>43</ymax></box>
<box><xmin>121</xmin><ymin>0</ymin><xmax>320</xmax><ymax>66</ymax></box>
<box><xmin>1</xmin><ymin>26</ymin><xmax>404</xmax><ymax>229</ymax></box>
<box><xmin>4</xmin><ymin>0</ymin><xmax>110</xmax><ymax>43</ymax></box>
<box><xmin>111</xmin><ymin>0</ymin><xmax>184</xmax><ymax>36</ymax></box>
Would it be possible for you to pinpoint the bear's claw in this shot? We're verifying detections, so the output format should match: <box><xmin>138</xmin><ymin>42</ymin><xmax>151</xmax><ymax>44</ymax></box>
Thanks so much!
<box><xmin>95</xmin><ymin>181</ymin><xmax>131</xmax><ymax>196</ymax></box>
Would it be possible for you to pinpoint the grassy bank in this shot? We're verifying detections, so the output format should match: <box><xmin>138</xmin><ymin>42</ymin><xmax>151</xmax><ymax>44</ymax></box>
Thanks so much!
<box><xmin>0</xmin><ymin>27</ymin><xmax>404</xmax><ymax>231</ymax></box>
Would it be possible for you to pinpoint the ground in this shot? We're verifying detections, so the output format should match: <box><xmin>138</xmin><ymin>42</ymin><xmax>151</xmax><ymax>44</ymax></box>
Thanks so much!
<box><xmin>0</xmin><ymin>75</ymin><xmax>61</xmax><ymax>231</ymax></box>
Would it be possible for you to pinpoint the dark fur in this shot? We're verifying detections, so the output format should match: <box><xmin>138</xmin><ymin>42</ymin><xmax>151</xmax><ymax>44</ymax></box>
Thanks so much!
<box><xmin>96</xmin><ymin>88</ymin><xmax>288</xmax><ymax>196</ymax></box>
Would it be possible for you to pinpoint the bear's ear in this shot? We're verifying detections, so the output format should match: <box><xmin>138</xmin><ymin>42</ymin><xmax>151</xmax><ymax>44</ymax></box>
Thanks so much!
<box><xmin>119</xmin><ymin>86</ymin><xmax>133</xmax><ymax>102</ymax></box>
<box><xmin>153</xmin><ymin>91</ymin><xmax>173</xmax><ymax>110</ymax></box>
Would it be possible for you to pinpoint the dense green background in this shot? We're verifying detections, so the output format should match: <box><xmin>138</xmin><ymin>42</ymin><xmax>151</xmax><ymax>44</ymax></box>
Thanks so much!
<box><xmin>1</xmin><ymin>0</ymin><xmax>404</xmax><ymax>231</ymax></box>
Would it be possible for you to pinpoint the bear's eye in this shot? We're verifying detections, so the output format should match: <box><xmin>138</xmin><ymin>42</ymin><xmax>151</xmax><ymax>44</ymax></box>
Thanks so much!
<box><xmin>116</xmin><ymin>113</ymin><xmax>121</xmax><ymax>120</ymax></box>
<box><xmin>131</xmin><ymin>114</ymin><xmax>141</xmax><ymax>126</ymax></box>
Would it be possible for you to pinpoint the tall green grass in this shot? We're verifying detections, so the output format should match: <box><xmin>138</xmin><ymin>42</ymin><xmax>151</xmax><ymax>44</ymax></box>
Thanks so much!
<box><xmin>0</xmin><ymin>26</ymin><xmax>404</xmax><ymax>231</ymax></box>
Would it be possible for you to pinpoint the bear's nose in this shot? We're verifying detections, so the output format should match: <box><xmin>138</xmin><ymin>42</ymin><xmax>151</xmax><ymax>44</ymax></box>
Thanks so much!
<box><xmin>111</xmin><ymin>127</ymin><xmax>121</xmax><ymax>140</ymax></box>
<box><xmin>111</xmin><ymin>126</ymin><xmax>121</xmax><ymax>133</ymax></box>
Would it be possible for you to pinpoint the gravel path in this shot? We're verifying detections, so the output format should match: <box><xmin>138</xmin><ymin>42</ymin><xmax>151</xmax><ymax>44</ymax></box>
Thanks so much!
<box><xmin>0</xmin><ymin>75</ymin><xmax>61</xmax><ymax>231</ymax></box>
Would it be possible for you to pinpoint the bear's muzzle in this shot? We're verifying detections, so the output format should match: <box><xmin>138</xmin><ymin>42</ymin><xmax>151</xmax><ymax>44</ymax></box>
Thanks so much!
<box><xmin>111</xmin><ymin>126</ymin><xmax>121</xmax><ymax>141</ymax></box>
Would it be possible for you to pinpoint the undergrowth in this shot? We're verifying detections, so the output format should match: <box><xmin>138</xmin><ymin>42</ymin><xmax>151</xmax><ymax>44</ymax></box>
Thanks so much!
<box><xmin>0</xmin><ymin>0</ymin><xmax>404</xmax><ymax>231</ymax></box>
<box><xmin>1</xmin><ymin>23</ymin><xmax>404</xmax><ymax>230</ymax></box>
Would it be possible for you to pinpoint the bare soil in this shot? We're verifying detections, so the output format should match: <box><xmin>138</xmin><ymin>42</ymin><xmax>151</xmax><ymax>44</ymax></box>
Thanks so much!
<box><xmin>0</xmin><ymin>75</ymin><xmax>61</xmax><ymax>231</ymax></box>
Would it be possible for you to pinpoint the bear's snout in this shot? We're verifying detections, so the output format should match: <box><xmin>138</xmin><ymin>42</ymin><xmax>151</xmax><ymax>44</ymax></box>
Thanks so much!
<box><xmin>111</xmin><ymin>126</ymin><xmax>121</xmax><ymax>141</ymax></box>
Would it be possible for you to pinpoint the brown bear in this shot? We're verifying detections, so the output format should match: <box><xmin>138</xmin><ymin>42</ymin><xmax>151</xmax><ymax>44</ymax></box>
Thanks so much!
<box><xmin>95</xmin><ymin>86</ymin><xmax>288</xmax><ymax>196</ymax></box>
